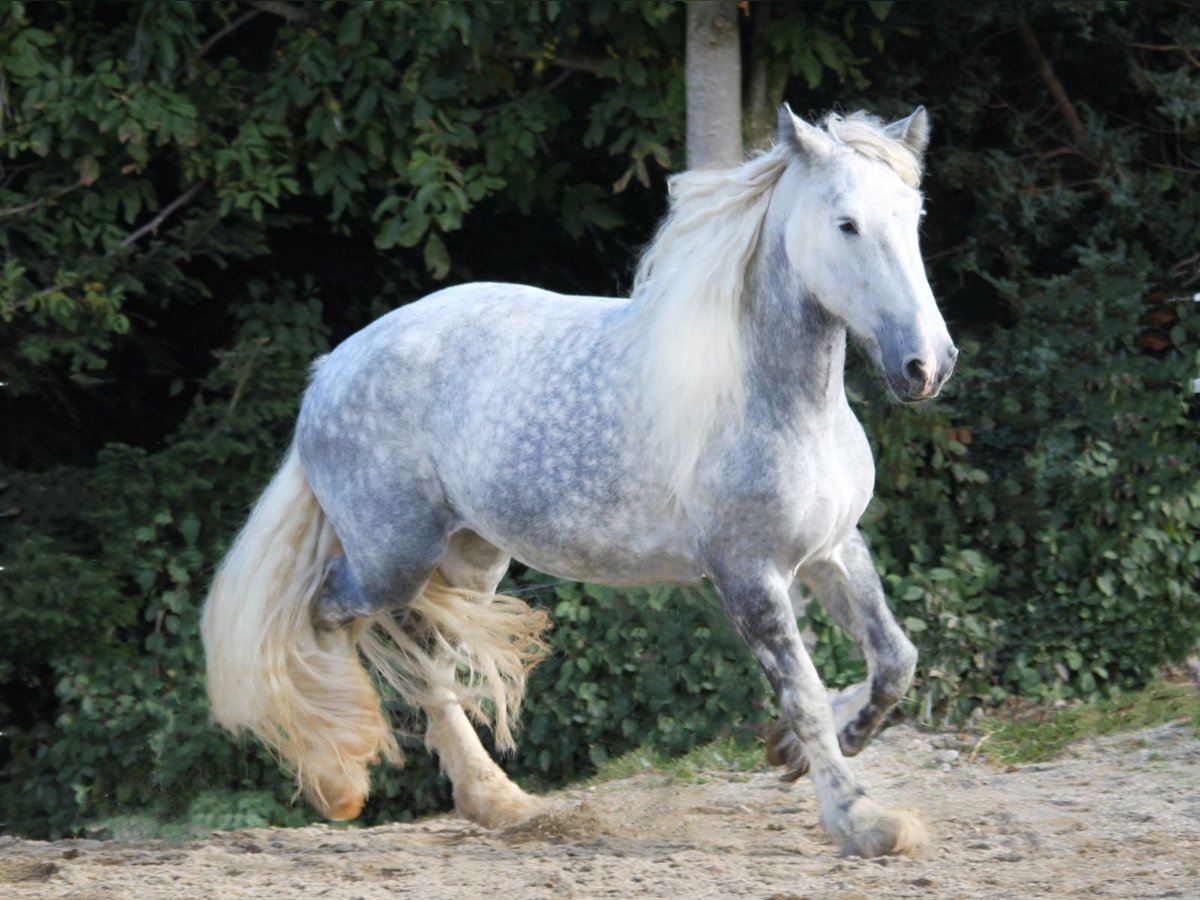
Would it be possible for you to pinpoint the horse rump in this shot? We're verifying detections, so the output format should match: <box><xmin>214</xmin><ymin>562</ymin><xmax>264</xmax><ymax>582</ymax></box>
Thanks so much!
<box><xmin>201</xmin><ymin>444</ymin><xmax>549</xmax><ymax>820</ymax></box>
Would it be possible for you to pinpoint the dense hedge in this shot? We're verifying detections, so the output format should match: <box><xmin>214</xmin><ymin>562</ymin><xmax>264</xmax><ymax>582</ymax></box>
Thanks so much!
<box><xmin>2</xmin><ymin>1</ymin><xmax>1198</xmax><ymax>838</ymax></box>
<box><xmin>857</xmin><ymin>269</ymin><xmax>1200</xmax><ymax>718</ymax></box>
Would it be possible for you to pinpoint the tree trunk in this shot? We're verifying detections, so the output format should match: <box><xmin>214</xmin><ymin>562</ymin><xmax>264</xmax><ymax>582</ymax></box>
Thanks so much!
<box><xmin>743</xmin><ymin>0</ymin><xmax>779</xmax><ymax>151</ymax></box>
<box><xmin>686</xmin><ymin>0</ymin><xmax>742</xmax><ymax>170</ymax></box>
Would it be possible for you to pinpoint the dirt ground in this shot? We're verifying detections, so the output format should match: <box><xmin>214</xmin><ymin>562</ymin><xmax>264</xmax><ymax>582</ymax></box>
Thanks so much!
<box><xmin>2</xmin><ymin>719</ymin><xmax>1198</xmax><ymax>899</ymax></box>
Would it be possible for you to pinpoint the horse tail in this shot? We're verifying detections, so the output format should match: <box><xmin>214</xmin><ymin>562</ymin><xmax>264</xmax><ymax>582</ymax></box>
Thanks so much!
<box><xmin>201</xmin><ymin>443</ymin><xmax>398</xmax><ymax>821</ymax></box>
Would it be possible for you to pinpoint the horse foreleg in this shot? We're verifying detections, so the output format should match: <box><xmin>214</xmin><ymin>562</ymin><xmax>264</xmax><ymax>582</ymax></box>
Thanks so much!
<box><xmin>768</xmin><ymin>532</ymin><xmax>917</xmax><ymax>778</ymax></box>
<box><xmin>715</xmin><ymin>564</ymin><xmax>927</xmax><ymax>858</ymax></box>
<box><xmin>802</xmin><ymin>530</ymin><xmax>918</xmax><ymax>755</ymax></box>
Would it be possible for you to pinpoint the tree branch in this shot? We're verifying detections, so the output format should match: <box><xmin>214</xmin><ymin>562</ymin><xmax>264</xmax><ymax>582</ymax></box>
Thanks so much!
<box><xmin>479</xmin><ymin>70</ymin><xmax>575</xmax><ymax>115</ymax></box>
<box><xmin>6</xmin><ymin>182</ymin><xmax>207</xmax><ymax>313</ymax></box>
<box><xmin>241</xmin><ymin>0</ymin><xmax>309</xmax><ymax>24</ymax></box>
<box><xmin>1122</xmin><ymin>40</ymin><xmax>1200</xmax><ymax>67</ymax></box>
<box><xmin>206</xmin><ymin>337</ymin><xmax>269</xmax><ymax>443</ymax></box>
<box><xmin>0</xmin><ymin>180</ymin><xmax>84</xmax><ymax>219</ymax></box>
<box><xmin>499</xmin><ymin>48</ymin><xmax>604</xmax><ymax>74</ymax></box>
<box><xmin>0</xmin><ymin>73</ymin><xmax>7</xmax><ymax>144</ymax></box>
<box><xmin>1017</xmin><ymin>18</ymin><xmax>1086</xmax><ymax>147</ymax></box>
<box><xmin>197</xmin><ymin>9</ymin><xmax>262</xmax><ymax>59</ymax></box>
<box><xmin>113</xmin><ymin>181</ymin><xmax>206</xmax><ymax>252</ymax></box>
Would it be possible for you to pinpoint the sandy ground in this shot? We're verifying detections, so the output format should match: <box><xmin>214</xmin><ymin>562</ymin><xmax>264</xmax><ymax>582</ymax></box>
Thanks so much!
<box><xmin>2</xmin><ymin>720</ymin><xmax>1198</xmax><ymax>899</ymax></box>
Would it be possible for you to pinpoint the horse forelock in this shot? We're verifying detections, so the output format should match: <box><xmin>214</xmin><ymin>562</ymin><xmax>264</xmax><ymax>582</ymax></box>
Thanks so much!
<box><xmin>821</xmin><ymin>111</ymin><xmax>923</xmax><ymax>189</ymax></box>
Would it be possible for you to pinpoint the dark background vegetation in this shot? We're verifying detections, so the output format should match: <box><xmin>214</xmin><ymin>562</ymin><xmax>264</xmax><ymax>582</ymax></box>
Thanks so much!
<box><xmin>1</xmin><ymin>0</ymin><xmax>1197</xmax><ymax>838</ymax></box>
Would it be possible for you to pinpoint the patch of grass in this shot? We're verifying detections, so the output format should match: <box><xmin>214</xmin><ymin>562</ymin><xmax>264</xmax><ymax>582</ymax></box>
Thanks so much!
<box><xmin>976</xmin><ymin>680</ymin><xmax>1200</xmax><ymax>765</ymax></box>
<box><xmin>82</xmin><ymin>788</ymin><xmax>318</xmax><ymax>842</ymax></box>
<box><xmin>589</xmin><ymin>733</ymin><xmax>769</xmax><ymax>785</ymax></box>
<box><xmin>82</xmin><ymin>813</ymin><xmax>218</xmax><ymax>843</ymax></box>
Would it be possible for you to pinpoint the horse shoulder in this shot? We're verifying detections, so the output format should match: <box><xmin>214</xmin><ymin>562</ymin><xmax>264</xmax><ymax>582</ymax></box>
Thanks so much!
<box><xmin>696</xmin><ymin>406</ymin><xmax>875</xmax><ymax>572</ymax></box>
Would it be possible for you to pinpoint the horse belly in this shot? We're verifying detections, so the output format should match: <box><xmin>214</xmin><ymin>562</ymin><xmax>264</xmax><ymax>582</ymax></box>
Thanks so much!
<box><xmin>379</xmin><ymin>288</ymin><xmax>701</xmax><ymax>587</ymax></box>
<box><xmin>452</xmin><ymin>437</ymin><xmax>703</xmax><ymax>586</ymax></box>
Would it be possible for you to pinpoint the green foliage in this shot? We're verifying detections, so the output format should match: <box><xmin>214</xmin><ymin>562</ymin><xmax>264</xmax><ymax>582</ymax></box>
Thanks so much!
<box><xmin>510</xmin><ymin>579</ymin><xmax>770</xmax><ymax>783</ymax></box>
<box><xmin>975</xmin><ymin>679</ymin><xmax>1200</xmax><ymax>765</ymax></box>
<box><xmin>1</xmin><ymin>281</ymin><xmax>330</xmax><ymax>838</ymax></box>
<box><xmin>0</xmin><ymin>0</ymin><xmax>691</xmax><ymax>466</ymax></box>
<box><xmin>966</xmin><ymin>273</ymin><xmax>1197</xmax><ymax>697</ymax></box>
<box><xmin>766</xmin><ymin>0</ymin><xmax>898</xmax><ymax>91</ymax></box>
<box><xmin>2</xmin><ymin>0</ymin><xmax>1198</xmax><ymax>842</ymax></box>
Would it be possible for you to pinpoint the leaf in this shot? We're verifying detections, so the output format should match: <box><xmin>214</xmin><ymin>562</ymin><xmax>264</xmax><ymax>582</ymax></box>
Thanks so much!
<box><xmin>337</xmin><ymin>13</ymin><xmax>364</xmax><ymax>47</ymax></box>
<box><xmin>797</xmin><ymin>49</ymin><xmax>823</xmax><ymax>89</ymax></box>
<box><xmin>812</xmin><ymin>31</ymin><xmax>846</xmax><ymax>74</ymax></box>
<box><xmin>582</xmin><ymin>201</ymin><xmax>624</xmax><ymax>231</ymax></box>
<box><xmin>587</xmin><ymin>743</ymin><xmax>608</xmax><ymax>767</ymax></box>
<box><xmin>866</xmin><ymin>1</ymin><xmax>894</xmax><ymax>21</ymax></box>
<box><xmin>422</xmin><ymin>232</ymin><xmax>450</xmax><ymax>279</ymax></box>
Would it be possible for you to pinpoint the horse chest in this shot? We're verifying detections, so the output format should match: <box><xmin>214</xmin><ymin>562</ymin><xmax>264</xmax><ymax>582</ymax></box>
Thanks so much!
<box><xmin>792</xmin><ymin>416</ymin><xmax>875</xmax><ymax>561</ymax></box>
<box><xmin>704</xmin><ymin>410</ymin><xmax>874</xmax><ymax>571</ymax></box>
<box><xmin>805</xmin><ymin>452</ymin><xmax>872</xmax><ymax>554</ymax></box>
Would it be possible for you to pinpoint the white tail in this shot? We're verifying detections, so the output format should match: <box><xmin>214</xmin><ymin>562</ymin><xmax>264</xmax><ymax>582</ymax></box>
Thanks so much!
<box><xmin>201</xmin><ymin>444</ymin><xmax>549</xmax><ymax>820</ymax></box>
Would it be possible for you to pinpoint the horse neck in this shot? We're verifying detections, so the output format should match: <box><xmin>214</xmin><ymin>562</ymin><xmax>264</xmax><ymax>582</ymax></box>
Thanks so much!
<box><xmin>742</xmin><ymin>236</ymin><xmax>848</xmax><ymax>423</ymax></box>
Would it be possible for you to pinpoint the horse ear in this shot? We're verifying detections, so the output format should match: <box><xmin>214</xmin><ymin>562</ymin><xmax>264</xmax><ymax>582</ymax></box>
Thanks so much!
<box><xmin>885</xmin><ymin>106</ymin><xmax>930</xmax><ymax>158</ymax></box>
<box><xmin>777</xmin><ymin>103</ymin><xmax>833</xmax><ymax>161</ymax></box>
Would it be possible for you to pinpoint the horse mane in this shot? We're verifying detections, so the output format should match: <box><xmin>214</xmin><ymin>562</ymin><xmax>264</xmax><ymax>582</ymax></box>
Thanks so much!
<box><xmin>621</xmin><ymin>145</ymin><xmax>790</xmax><ymax>505</ymax></box>
<box><xmin>623</xmin><ymin>111</ymin><xmax>918</xmax><ymax>506</ymax></box>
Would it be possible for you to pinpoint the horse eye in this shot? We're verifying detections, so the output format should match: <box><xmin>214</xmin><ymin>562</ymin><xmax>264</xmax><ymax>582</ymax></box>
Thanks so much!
<box><xmin>838</xmin><ymin>220</ymin><xmax>859</xmax><ymax>236</ymax></box>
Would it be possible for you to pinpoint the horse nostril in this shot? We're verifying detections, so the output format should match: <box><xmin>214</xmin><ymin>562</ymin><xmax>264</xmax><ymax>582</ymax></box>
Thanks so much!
<box><xmin>904</xmin><ymin>356</ymin><xmax>929</xmax><ymax>384</ymax></box>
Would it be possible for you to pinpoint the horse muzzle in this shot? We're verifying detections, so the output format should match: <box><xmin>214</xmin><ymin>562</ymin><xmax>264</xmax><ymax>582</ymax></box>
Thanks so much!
<box><xmin>887</xmin><ymin>343</ymin><xmax>958</xmax><ymax>403</ymax></box>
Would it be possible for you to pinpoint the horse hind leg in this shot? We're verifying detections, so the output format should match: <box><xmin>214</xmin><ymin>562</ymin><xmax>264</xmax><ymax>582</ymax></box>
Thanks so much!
<box><xmin>297</xmin><ymin>496</ymin><xmax>454</xmax><ymax>819</ymax></box>
<box><xmin>364</xmin><ymin>529</ymin><xmax>550</xmax><ymax>829</ymax></box>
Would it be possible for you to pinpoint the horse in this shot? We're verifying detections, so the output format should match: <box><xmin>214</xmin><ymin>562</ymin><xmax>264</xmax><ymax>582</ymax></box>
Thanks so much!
<box><xmin>201</xmin><ymin>104</ymin><xmax>957</xmax><ymax>858</ymax></box>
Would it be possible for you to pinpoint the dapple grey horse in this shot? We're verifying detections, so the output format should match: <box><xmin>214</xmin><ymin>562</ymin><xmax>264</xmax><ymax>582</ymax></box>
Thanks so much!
<box><xmin>202</xmin><ymin>105</ymin><xmax>956</xmax><ymax>858</ymax></box>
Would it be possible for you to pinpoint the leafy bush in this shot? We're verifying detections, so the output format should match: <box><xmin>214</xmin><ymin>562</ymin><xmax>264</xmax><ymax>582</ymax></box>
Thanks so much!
<box><xmin>511</xmin><ymin>580</ymin><xmax>770</xmax><ymax>781</ymax></box>
<box><xmin>830</xmin><ymin>269</ymin><xmax>1200</xmax><ymax>721</ymax></box>
<box><xmin>1</xmin><ymin>285</ymin><xmax>330</xmax><ymax>838</ymax></box>
<box><xmin>3</xmin><ymin>0</ymin><xmax>1199</xmax><ymax>840</ymax></box>
<box><xmin>959</xmin><ymin>272</ymin><xmax>1199</xmax><ymax>698</ymax></box>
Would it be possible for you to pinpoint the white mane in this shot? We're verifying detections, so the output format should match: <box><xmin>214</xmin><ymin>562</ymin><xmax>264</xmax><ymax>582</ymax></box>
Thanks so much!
<box><xmin>622</xmin><ymin>145</ymin><xmax>790</xmax><ymax>505</ymax></box>
<box><xmin>623</xmin><ymin>111</ymin><xmax>920</xmax><ymax>506</ymax></box>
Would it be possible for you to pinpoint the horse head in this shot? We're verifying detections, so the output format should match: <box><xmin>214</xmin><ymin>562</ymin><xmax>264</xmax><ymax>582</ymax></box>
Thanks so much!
<box><xmin>775</xmin><ymin>105</ymin><xmax>957</xmax><ymax>403</ymax></box>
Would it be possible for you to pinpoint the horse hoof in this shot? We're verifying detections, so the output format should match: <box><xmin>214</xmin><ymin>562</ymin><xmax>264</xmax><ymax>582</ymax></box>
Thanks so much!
<box><xmin>826</xmin><ymin>797</ymin><xmax>930</xmax><ymax>858</ymax></box>
<box><xmin>765</xmin><ymin>718</ymin><xmax>810</xmax><ymax>781</ymax></box>
<box><xmin>326</xmin><ymin>795</ymin><xmax>366</xmax><ymax>821</ymax></box>
<box><xmin>456</xmin><ymin>782</ymin><xmax>544</xmax><ymax>829</ymax></box>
